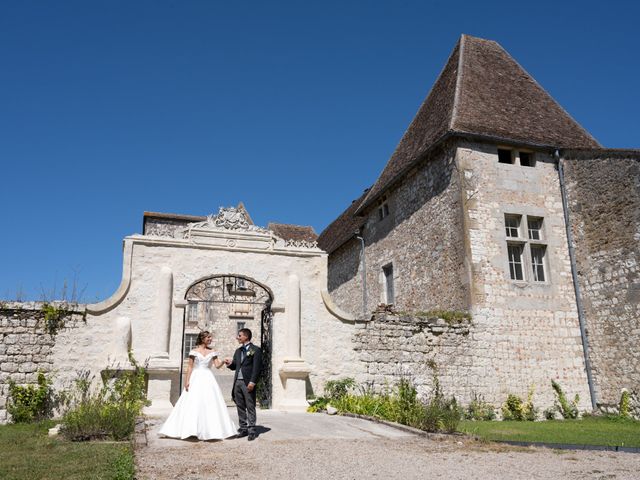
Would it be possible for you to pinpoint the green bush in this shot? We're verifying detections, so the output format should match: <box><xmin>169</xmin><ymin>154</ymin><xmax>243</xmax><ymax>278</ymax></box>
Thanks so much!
<box><xmin>465</xmin><ymin>393</ymin><xmax>496</xmax><ymax>421</ymax></box>
<box><xmin>551</xmin><ymin>380</ymin><xmax>579</xmax><ymax>419</ymax></box>
<box><xmin>422</xmin><ymin>395</ymin><xmax>462</xmax><ymax>433</ymax></box>
<box><xmin>501</xmin><ymin>388</ymin><xmax>537</xmax><ymax>421</ymax></box>
<box><xmin>322</xmin><ymin>376</ymin><xmax>461</xmax><ymax>434</ymax></box>
<box><xmin>325</xmin><ymin>377</ymin><xmax>356</xmax><ymax>400</ymax></box>
<box><xmin>7</xmin><ymin>371</ymin><xmax>55</xmax><ymax>423</ymax></box>
<box><xmin>61</xmin><ymin>360</ymin><xmax>149</xmax><ymax>441</ymax></box>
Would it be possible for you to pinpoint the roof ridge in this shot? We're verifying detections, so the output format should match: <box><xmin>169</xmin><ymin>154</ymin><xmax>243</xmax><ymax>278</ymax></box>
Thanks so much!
<box><xmin>450</xmin><ymin>34</ymin><xmax>465</xmax><ymax>130</ymax></box>
<box><xmin>490</xmin><ymin>41</ymin><xmax>601</xmax><ymax>148</ymax></box>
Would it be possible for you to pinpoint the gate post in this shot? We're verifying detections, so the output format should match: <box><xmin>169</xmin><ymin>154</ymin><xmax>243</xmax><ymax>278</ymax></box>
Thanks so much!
<box><xmin>277</xmin><ymin>274</ymin><xmax>310</xmax><ymax>411</ymax></box>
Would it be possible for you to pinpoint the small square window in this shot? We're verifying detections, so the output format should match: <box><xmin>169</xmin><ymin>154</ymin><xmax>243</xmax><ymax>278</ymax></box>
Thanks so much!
<box><xmin>505</xmin><ymin>215</ymin><xmax>521</xmax><ymax>238</ymax></box>
<box><xmin>237</xmin><ymin>321</ymin><xmax>246</xmax><ymax>333</ymax></box>
<box><xmin>508</xmin><ymin>244</ymin><xmax>525</xmax><ymax>281</ymax></box>
<box><xmin>498</xmin><ymin>149</ymin><xmax>513</xmax><ymax>164</ymax></box>
<box><xmin>531</xmin><ymin>245</ymin><xmax>546</xmax><ymax>282</ymax></box>
<box><xmin>519</xmin><ymin>152</ymin><xmax>535</xmax><ymax>167</ymax></box>
<box><xmin>527</xmin><ymin>217</ymin><xmax>543</xmax><ymax>240</ymax></box>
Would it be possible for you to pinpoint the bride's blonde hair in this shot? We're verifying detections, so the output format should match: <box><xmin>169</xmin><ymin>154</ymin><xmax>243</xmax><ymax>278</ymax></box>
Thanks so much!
<box><xmin>195</xmin><ymin>331</ymin><xmax>211</xmax><ymax>346</ymax></box>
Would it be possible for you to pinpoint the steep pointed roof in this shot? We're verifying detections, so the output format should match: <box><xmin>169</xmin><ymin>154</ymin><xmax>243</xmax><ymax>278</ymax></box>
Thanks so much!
<box><xmin>357</xmin><ymin>34</ymin><xmax>600</xmax><ymax>212</ymax></box>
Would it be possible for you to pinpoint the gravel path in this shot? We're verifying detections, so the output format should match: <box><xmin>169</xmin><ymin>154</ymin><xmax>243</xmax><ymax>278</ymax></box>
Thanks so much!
<box><xmin>135</xmin><ymin>410</ymin><xmax>640</xmax><ymax>480</ymax></box>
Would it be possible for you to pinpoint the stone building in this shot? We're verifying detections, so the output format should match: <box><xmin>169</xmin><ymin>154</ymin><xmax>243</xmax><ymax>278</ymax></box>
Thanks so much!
<box><xmin>318</xmin><ymin>34</ymin><xmax>639</xmax><ymax>410</ymax></box>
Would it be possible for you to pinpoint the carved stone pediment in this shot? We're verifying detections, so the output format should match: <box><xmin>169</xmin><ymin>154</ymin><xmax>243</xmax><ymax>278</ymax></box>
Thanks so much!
<box><xmin>178</xmin><ymin>207</ymin><xmax>269</xmax><ymax>239</ymax></box>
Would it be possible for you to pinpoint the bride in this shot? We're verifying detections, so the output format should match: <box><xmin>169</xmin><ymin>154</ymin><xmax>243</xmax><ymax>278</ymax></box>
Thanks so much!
<box><xmin>159</xmin><ymin>331</ymin><xmax>237</xmax><ymax>440</ymax></box>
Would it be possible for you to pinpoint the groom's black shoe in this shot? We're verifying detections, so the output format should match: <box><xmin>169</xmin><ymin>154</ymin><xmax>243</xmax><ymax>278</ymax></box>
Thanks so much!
<box><xmin>248</xmin><ymin>433</ymin><xmax>256</xmax><ymax>441</ymax></box>
<box><xmin>236</xmin><ymin>431</ymin><xmax>248</xmax><ymax>438</ymax></box>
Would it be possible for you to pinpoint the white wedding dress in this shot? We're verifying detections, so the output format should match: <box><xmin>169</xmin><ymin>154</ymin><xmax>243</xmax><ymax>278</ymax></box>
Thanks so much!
<box><xmin>159</xmin><ymin>350</ymin><xmax>237</xmax><ymax>440</ymax></box>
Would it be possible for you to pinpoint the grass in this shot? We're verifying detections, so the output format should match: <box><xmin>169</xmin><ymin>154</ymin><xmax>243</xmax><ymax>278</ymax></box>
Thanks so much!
<box><xmin>459</xmin><ymin>416</ymin><xmax>640</xmax><ymax>447</ymax></box>
<box><xmin>0</xmin><ymin>420</ymin><xmax>135</xmax><ymax>480</ymax></box>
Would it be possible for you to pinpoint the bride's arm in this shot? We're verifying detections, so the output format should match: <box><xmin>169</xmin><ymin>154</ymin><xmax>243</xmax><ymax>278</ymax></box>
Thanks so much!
<box><xmin>185</xmin><ymin>356</ymin><xmax>194</xmax><ymax>390</ymax></box>
<box><xmin>212</xmin><ymin>356</ymin><xmax>225</xmax><ymax>369</ymax></box>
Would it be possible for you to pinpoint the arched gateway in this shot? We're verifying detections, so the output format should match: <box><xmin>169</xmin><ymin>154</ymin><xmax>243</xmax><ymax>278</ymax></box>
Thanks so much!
<box><xmin>182</xmin><ymin>275</ymin><xmax>273</xmax><ymax>406</ymax></box>
<box><xmin>21</xmin><ymin>205</ymin><xmax>359</xmax><ymax>421</ymax></box>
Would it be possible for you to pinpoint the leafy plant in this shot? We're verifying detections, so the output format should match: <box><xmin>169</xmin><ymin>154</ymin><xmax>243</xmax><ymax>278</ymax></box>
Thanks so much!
<box><xmin>543</xmin><ymin>407</ymin><xmax>557</xmax><ymax>420</ymax></box>
<box><xmin>41</xmin><ymin>303</ymin><xmax>71</xmax><ymax>336</ymax></box>
<box><xmin>619</xmin><ymin>389</ymin><xmax>631</xmax><ymax>418</ymax></box>
<box><xmin>465</xmin><ymin>392</ymin><xmax>496</xmax><ymax>421</ymax></box>
<box><xmin>501</xmin><ymin>387</ymin><xmax>537</xmax><ymax>421</ymax></box>
<box><xmin>325</xmin><ymin>377</ymin><xmax>356</xmax><ymax>400</ymax></box>
<box><xmin>7</xmin><ymin>371</ymin><xmax>55</xmax><ymax>423</ymax></box>
<box><xmin>60</xmin><ymin>358</ymin><xmax>149</xmax><ymax>441</ymax></box>
<box><xmin>551</xmin><ymin>380</ymin><xmax>579</xmax><ymax>419</ymax></box>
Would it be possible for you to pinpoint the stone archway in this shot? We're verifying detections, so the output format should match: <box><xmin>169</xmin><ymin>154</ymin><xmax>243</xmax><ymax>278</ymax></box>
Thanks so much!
<box><xmin>181</xmin><ymin>275</ymin><xmax>273</xmax><ymax>406</ymax></box>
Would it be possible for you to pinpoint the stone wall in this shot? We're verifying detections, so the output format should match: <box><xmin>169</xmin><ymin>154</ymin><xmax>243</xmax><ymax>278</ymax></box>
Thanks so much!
<box><xmin>563</xmin><ymin>151</ymin><xmax>640</xmax><ymax>406</ymax></box>
<box><xmin>0</xmin><ymin>302</ymin><xmax>86</xmax><ymax>423</ymax></box>
<box><xmin>328</xmin><ymin>141</ymin><xmax>471</xmax><ymax>316</ymax></box>
<box><xmin>353</xmin><ymin>313</ymin><xmax>474</xmax><ymax>401</ymax></box>
<box><xmin>457</xmin><ymin>141</ymin><xmax>591</xmax><ymax>409</ymax></box>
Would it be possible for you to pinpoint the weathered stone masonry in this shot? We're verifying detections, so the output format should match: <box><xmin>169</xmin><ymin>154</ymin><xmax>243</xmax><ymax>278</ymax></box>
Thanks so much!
<box><xmin>0</xmin><ymin>302</ymin><xmax>86</xmax><ymax>423</ymax></box>
<box><xmin>563</xmin><ymin>151</ymin><xmax>640</xmax><ymax>406</ymax></box>
<box><xmin>329</xmin><ymin>142</ymin><xmax>470</xmax><ymax>316</ymax></box>
<box><xmin>353</xmin><ymin>313</ymin><xmax>473</xmax><ymax>400</ymax></box>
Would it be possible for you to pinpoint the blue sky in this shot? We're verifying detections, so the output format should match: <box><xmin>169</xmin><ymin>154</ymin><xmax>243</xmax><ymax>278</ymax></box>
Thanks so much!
<box><xmin>1</xmin><ymin>1</ymin><xmax>638</xmax><ymax>301</ymax></box>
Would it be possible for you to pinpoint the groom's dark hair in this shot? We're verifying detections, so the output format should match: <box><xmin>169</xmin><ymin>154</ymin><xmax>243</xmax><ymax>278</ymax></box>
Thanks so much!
<box><xmin>239</xmin><ymin>328</ymin><xmax>252</xmax><ymax>340</ymax></box>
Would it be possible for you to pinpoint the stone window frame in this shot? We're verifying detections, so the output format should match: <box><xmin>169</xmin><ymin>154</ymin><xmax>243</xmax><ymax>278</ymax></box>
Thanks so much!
<box><xmin>504</xmin><ymin>213</ymin><xmax>549</xmax><ymax>284</ymax></box>
<box><xmin>377</xmin><ymin>195</ymin><xmax>390</xmax><ymax>221</ymax></box>
<box><xmin>381</xmin><ymin>262</ymin><xmax>395</xmax><ymax>305</ymax></box>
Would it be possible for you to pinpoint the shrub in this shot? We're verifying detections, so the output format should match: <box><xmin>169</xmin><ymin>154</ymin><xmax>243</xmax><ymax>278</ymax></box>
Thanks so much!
<box><xmin>310</xmin><ymin>374</ymin><xmax>461</xmax><ymax>434</ymax></box>
<box><xmin>417</xmin><ymin>394</ymin><xmax>461</xmax><ymax>433</ymax></box>
<box><xmin>543</xmin><ymin>407</ymin><xmax>557</xmax><ymax>420</ymax></box>
<box><xmin>325</xmin><ymin>378</ymin><xmax>356</xmax><ymax>401</ymax></box>
<box><xmin>61</xmin><ymin>359</ymin><xmax>149</xmax><ymax>441</ymax></box>
<box><xmin>619</xmin><ymin>389</ymin><xmax>631</xmax><ymax>418</ymax></box>
<box><xmin>465</xmin><ymin>392</ymin><xmax>496</xmax><ymax>421</ymax></box>
<box><xmin>7</xmin><ymin>371</ymin><xmax>55</xmax><ymax>423</ymax></box>
<box><xmin>501</xmin><ymin>388</ymin><xmax>537</xmax><ymax>421</ymax></box>
<box><xmin>307</xmin><ymin>377</ymin><xmax>356</xmax><ymax>413</ymax></box>
<box><xmin>551</xmin><ymin>380</ymin><xmax>579</xmax><ymax>419</ymax></box>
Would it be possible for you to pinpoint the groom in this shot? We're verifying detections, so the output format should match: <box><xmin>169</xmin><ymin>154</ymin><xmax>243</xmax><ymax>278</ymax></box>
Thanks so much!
<box><xmin>224</xmin><ymin>328</ymin><xmax>262</xmax><ymax>441</ymax></box>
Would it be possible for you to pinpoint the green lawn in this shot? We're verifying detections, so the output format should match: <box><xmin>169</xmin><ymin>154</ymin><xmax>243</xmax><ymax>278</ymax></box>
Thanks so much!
<box><xmin>459</xmin><ymin>416</ymin><xmax>640</xmax><ymax>447</ymax></box>
<box><xmin>0</xmin><ymin>421</ymin><xmax>134</xmax><ymax>480</ymax></box>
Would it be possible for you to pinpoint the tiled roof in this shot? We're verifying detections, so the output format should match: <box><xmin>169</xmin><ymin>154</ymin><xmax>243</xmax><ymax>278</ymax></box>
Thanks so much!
<box><xmin>268</xmin><ymin>223</ymin><xmax>318</xmax><ymax>243</ymax></box>
<box><xmin>317</xmin><ymin>189</ymin><xmax>369</xmax><ymax>254</ymax></box>
<box><xmin>357</xmin><ymin>34</ymin><xmax>601</xmax><ymax>213</ymax></box>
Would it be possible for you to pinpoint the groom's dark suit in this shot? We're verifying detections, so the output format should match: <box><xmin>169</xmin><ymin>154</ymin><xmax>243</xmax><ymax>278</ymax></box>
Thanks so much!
<box><xmin>227</xmin><ymin>342</ymin><xmax>262</xmax><ymax>437</ymax></box>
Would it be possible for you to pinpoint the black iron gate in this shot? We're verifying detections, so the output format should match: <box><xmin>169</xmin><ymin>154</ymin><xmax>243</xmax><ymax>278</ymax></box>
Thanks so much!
<box><xmin>181</xmin><ymin>275</ymin><xmax>273</xmax><ymax>406</ymax></box>
<box><xmin>257</xmin><ymin>299</ymin><xmax>273</xmax><ymax>408</ymax></box>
